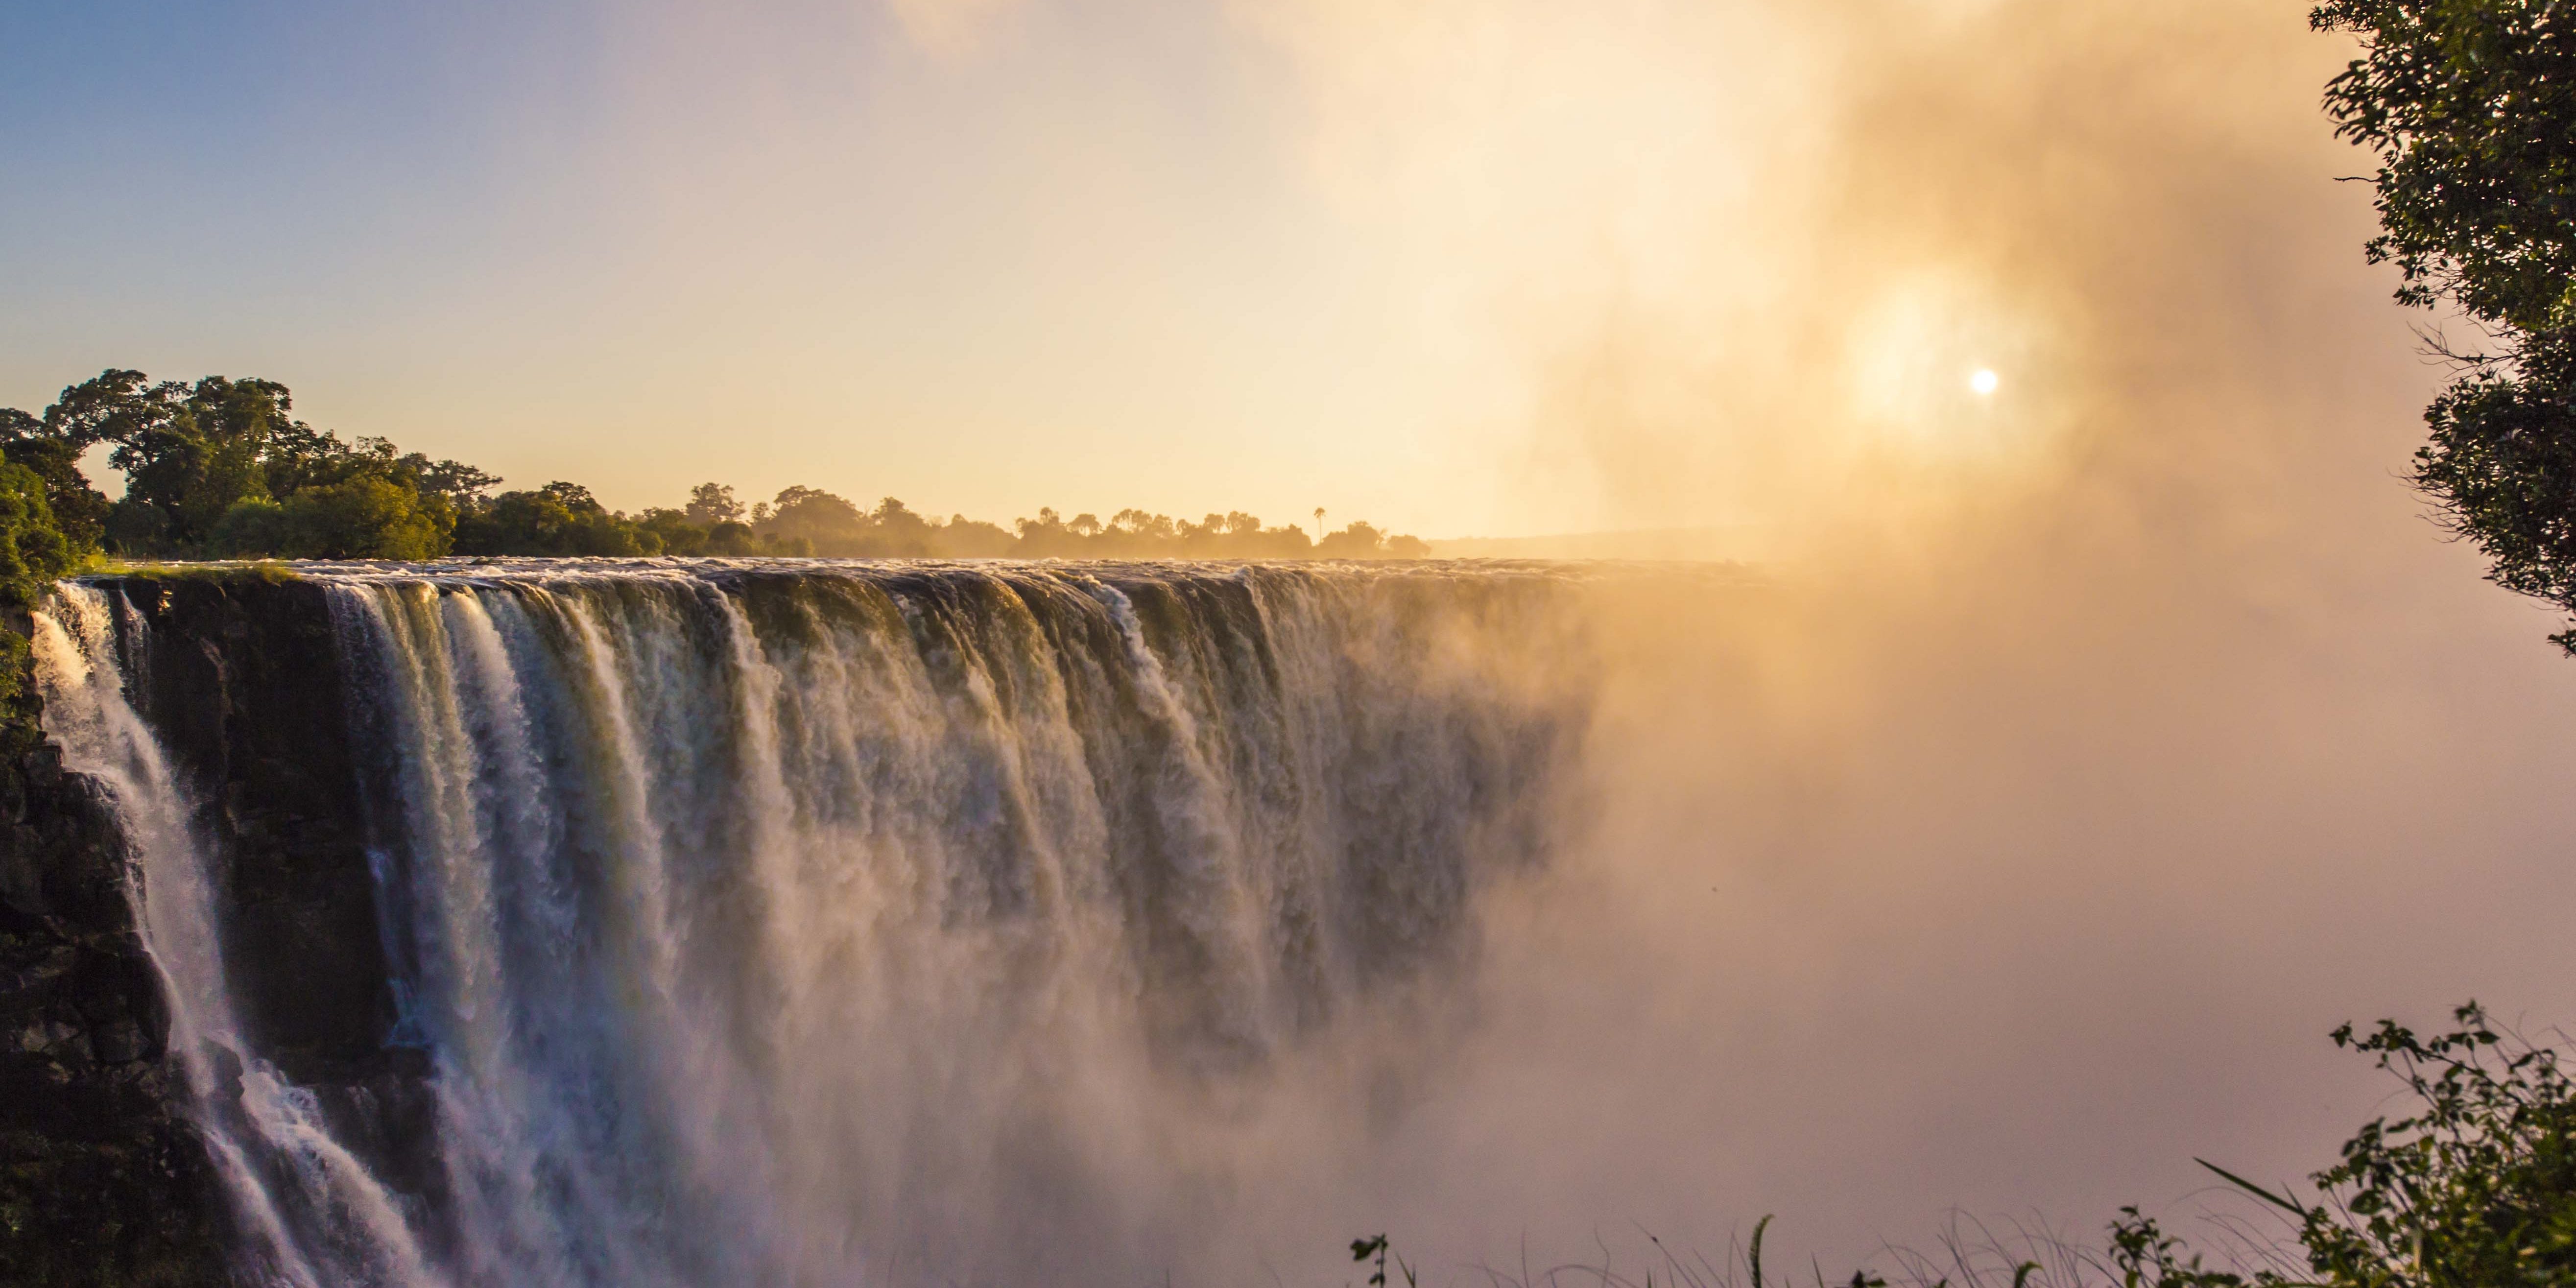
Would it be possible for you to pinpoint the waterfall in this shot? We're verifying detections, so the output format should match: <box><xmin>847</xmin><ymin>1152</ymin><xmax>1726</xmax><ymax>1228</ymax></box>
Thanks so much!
<box><xmin>37</xmin><ymin>559</ymin><xmax>1592</xmax><ymax>1287</ymax></box>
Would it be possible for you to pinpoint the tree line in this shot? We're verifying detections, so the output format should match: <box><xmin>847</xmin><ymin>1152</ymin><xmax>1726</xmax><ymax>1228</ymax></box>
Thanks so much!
<box><xmin>0</xmin><ymin>369</ymin><xmax>1431</xmax><ymax>568</ymax></box>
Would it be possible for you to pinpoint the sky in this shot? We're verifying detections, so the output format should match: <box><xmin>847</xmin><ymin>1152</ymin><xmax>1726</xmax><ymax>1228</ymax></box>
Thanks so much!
<box><xmin>2</xmin><ymin>0</ymin><xmax>1486</xmax><ymax>532</ymax></box>
<box><xmin>0</xmin><ymin>0</ymin><xmax>2408</xmax><ymax>543</ymax></box>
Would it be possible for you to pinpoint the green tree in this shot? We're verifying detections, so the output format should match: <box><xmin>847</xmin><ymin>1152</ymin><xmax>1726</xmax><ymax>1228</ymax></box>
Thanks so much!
<box><xmin>0</xmin><ymin>463</ymin><xmax>73</xmax><ymax>607</ymax></box>
<box><xmin>453</xmin><ymin>481</ymin><xmax>656</xmax><ymax>557</ymax></box>
<box><xmin>26</xmin><ymin>368</ymin><xmax>482</xmax><ymax>559</ymax></box>
<box><xmin>2314</xmin><ymin>0</ymin><xmax>2576</xmax><ymax>650</ymax></box>
<box><xmin>205</xmin><ymin>500</ymin><xmax>297</xmax><ymax>559</ymax></box>
<box><xmin>638</xmin><ymin>507</ymin><xmax>710</xmax><ymax>556</ymax></box>
<box><xmin>39</xmin><ymin>370</ymin><xmax>192</xmax><ymax>553</ymax></box>
<box><xmin>0</xmin><ymin>375</ymin><xmax>1443</xmax><ymax>564</ymax></box>
<box><xmin>0</xmin><ymin>461</ymin><xmax>74</xmax><ymax>710</ymax></box>
<box><xmin>212</xmin><ymin>477</ymin><xmax>449</xmax><ymax>560</ymax></box>
<box><xmin>2297</xmin><ymin>1006</ymin><xmax>2576</xmax><ymax>1287</ymax></box>
<box><xmin>104</xmin><ymin>375</ymin><xmax>291</xmax><ymax>549</ymax></box>
<box><xmin>294</xmin><ymin>477</ymin><xmax>448</xmax><ymax>559</ymax></box>
<box><xmin>0</xmin><ymin>408</ymin><xmax>108</xmax><ymax>556</ymax></box>
<box><xmin>404</xmin><ymin>454</ymin><xmax>503</xmax><ymax>512</ymax></box>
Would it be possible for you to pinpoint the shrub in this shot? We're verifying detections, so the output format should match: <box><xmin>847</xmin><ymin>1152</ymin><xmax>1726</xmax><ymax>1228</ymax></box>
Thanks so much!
<box><xmin>2111</xmin><ymin>1002</ymin><xmax>2575</xmax><ymax>1288</ymax></box>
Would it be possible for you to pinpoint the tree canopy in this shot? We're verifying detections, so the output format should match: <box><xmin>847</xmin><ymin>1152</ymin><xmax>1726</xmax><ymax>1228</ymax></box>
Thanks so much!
<box><xmin>2314</xmin><ymin>0</ymin><xmax>2576</xmax><ymax>649</ymax></box>
<box><xmin>0</xmin><ymin>367</ymin><xmax>1434</xmax><ymax>567</ymax></box>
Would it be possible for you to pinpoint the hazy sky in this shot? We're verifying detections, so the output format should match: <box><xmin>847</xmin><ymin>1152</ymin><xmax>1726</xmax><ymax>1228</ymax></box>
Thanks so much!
<box><xmin>0</xmin><ymin>0</ymin><xmax>2397</xmax><ymax>541</ymax></box>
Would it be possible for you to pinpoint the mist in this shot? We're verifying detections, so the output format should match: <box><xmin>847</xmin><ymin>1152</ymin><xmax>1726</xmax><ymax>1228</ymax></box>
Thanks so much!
<box><xmin>1116</xmin><ymin>0</ymin><xmax>2576</xmax><ymax>1279</ymax></box>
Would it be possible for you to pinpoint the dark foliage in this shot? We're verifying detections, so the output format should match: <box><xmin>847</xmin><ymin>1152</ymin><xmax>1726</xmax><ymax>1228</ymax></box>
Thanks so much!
<box><xmin>2314</xmin><ymin>0</ymin><xmax>2576</xmax><ymax>649</ymax></box>
<box><xmin>0</xmin><ymin>739</ymin><xmax>234</xmax><ymax>1287</ymax></box>
<box><xmin>2094</xmin><ymin>1003</ymin><xmax>2575</xmax><ymax>1287</ymax></box>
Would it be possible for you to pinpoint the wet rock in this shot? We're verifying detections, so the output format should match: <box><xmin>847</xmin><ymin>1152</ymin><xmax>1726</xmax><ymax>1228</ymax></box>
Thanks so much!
<box><xmin>0</xmin><ymin>573</ymin><xmax>402</xmax><ymax>1284</ymax></box>
<box><xmin>0</xmin><ymin>947</ymin><xmax>75</xmax><ymax>1016</ymax></box>
<box><xmin>0</xmin><ymin>727</ymin><xmax>236</xmax><ymax>1285</ymax></box>
<box><xmin>100</xmin><ymin>576</ymin><xmax>398</xmax><ymax>1082</ymax></box>
<box><xmin>93</xmin><ymin>1017</ymin><xmax>147</xmax><ymax>1065</ymax></box>
<box><xmin>0</xmin><ymin>823</ymin><xmax>46</xmax><ymax>920</ymax></box>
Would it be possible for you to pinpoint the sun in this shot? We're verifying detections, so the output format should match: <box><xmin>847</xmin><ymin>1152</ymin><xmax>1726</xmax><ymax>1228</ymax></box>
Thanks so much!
<box><xmin>1969</xmin><ymin>368</ymin><xmax>2000</xmax><ymax>396</ymax></box>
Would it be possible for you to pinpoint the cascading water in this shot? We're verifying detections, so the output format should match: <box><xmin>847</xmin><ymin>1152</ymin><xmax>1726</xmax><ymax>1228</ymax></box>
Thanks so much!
<box><xmin>36</xmin><ymin>559</ymin><xmax>1593</xmax><ymax>1287</ymax></box>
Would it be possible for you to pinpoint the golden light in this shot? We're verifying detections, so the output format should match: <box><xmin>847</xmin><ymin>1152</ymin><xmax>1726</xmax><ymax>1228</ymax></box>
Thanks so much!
<box><xmin>1969</xmin><ymin>368</ymin><xmax>2000</xmax><ymax>396</ymax></box>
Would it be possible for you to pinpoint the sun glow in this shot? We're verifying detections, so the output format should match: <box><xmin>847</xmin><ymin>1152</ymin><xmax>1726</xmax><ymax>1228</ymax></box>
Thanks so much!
<box><xmin>1841</xmin><ymin>274</ymin><xmax>2052</xmax><ymax>475</ymax></box>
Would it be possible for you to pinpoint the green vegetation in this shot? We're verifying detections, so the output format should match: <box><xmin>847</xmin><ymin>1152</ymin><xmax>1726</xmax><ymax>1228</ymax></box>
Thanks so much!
<box><xmin>0</xmin><ymin>368</ymin><xmax>1432</xmax><ymax>566</ymax></box>
<box><xmin>2117</xmin><ymin>1003</ymin><xmax>2575</xmax><ymax>1288</ymax></box>
<box><xmin>0</xmin><ymin>428</ymin><xmax>80</xmax><ymax>711</ymax></box>
<box><xmin>2312</xmin><ymin>0</ymin><xmax>2576</xmax><ymax>651</ymax></box>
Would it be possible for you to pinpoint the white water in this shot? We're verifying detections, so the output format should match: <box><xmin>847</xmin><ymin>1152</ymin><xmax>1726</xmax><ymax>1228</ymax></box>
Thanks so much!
<box><xmin>37</xmin><ymin>559</ymin><xmax>1594</xmax><ymax>1287</ymax></box>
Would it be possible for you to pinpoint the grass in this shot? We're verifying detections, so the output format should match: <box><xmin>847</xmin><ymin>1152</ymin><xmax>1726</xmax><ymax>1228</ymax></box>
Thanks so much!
<box><xmin>72</xmin><ymin>554</ymin><xmax>301</xmax><ymax>583</ymax></box>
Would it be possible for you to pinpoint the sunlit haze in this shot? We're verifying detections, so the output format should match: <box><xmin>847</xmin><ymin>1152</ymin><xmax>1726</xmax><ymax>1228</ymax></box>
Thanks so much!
<box><xmin>0</xmin><ymin>0</ymin><xmax>2397</xmax><ymax>545</ymax></box>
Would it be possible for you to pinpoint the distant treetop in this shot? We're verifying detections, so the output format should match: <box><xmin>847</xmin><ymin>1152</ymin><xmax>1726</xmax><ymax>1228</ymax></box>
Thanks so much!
<box><xmin>0</xmin><ymin>368</ymin><xmax>1434</xmax><ymax>565</ymax></box>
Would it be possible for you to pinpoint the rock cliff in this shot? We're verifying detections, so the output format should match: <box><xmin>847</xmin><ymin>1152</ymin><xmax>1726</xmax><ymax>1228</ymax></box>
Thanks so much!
<box><xmin>0</xmin><ymin>597</ymin><xmax>227</xmax><ymax>1285</ymax></box>
<box><xmin>0</xmin><ymin>572</ymin><xmax>425</xmax><ymax>1283</ymax></box>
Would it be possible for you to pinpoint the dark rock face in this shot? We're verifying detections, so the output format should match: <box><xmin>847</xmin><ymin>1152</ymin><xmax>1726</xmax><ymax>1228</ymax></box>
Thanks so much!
<box><xmin>0</xmin><ymin>625</ymin><xmax>231</xmax><ymax>1284</ymax></box>
<box><xmin>0</xmin><ymin>574</ymin><xmax>425</xmax><ymax>1283</ymax></box>
<box><xmin>108</xmin><ymin>575</ymin><xmax>398</xmax><ymax>1083</ymax></box>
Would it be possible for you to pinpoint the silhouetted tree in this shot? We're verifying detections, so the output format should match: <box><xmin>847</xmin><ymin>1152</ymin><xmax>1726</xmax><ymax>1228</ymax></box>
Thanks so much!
<box><xmin>869</xmin><ymin>497</ymin><xmax>937</xmax><ymax>556</ymax></box>
<box><xmin>2314</xmin><ymin>0</ymin><xmax>2576</xmax><ymax>649</ymax></box>
<box><xmin>1316</xmin><ymin>521</ymin><xmax>1390</xmax><ymax>558</ymax></box>
<box><xmin>939</xmin><ymin>515</ymin><xmax>1016</xmax><ymax>556</ymax></box>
